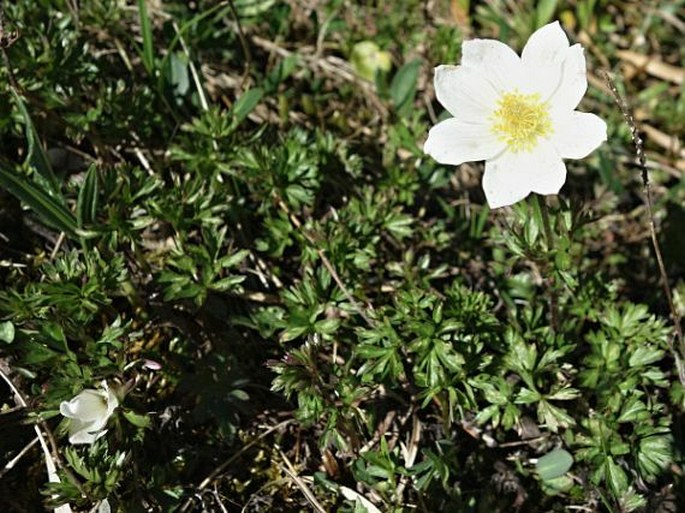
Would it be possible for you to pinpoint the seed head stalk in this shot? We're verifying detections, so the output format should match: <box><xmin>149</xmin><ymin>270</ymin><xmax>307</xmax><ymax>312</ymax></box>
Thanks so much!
<box><xmin>601</xmin><ymin>70</ymin><xmax>685</xmax><ymax>383</ymax></box>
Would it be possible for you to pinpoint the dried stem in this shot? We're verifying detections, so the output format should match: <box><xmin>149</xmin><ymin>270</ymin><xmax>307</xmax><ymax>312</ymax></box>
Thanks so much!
<box><xmin>227</xmin><ymin>0</ymin><xmax>251</xmax><ymax>91</ymax></box>
<box><xmin>179</xmin><ymin>419</ymin><xmax>294</xmax><ymax>513</ymax></box>
<box><xmin>601</xmin><ymin>70</ymin><xmax>685</xmax><ymax>380</ymax></box>
<box><xmin>0</xmin><ymin>365</ymin><xmax>73</xmax><ymax>513</ymax></box>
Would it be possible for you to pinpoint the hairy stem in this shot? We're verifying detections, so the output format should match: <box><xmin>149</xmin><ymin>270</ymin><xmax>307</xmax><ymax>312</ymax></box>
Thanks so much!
<box><xmin>535</xmin><ymin>194</ymin><xmax>559</xmax><ymax>332</ymax></box>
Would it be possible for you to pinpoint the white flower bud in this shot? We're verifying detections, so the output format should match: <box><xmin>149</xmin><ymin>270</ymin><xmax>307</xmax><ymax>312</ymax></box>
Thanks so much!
<box><xmin>59</xmin><ymin>381</ymin><xmax>119</xmax><ymax>445</ymax></box>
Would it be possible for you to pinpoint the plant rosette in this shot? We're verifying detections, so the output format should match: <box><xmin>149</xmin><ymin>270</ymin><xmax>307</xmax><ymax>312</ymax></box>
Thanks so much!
<box><xmin>424</xmin><ymin>21</ymin><xmax>607</xmax><ymax>208</ymax></box>
<box><xmin>60</xmin><ymin>381</ymin><xmax>119</xmax><ymax>445</ymax></box>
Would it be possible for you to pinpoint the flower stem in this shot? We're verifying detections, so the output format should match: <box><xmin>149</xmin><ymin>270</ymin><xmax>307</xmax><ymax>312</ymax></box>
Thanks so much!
<box><xmin>535</xmin><ymin>194</ymin><xmax>559</xmax><ymax>332</ymax></box>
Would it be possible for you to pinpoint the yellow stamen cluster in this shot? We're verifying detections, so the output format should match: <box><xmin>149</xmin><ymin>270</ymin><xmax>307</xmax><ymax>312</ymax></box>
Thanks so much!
<box><xmin>491</xmin><ymin>90</ymin><xmax>552</xmax><ymax>153</ymax></box>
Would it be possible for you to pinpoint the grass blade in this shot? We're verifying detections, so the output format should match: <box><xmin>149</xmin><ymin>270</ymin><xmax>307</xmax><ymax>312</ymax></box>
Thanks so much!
<box><xmin>77</xmin><ymin>164</ymin><xmax>99</xmax><ymax>228</ymax></box>
<box><xmin>137</xmin><ymin>0</ymin><xmax>155</xmax><ymax>74</ymax></box>
<box><xmin>11</xmin><ymin>89</ymin><xmax>62</xmax><ymax>200</ymax></box>
<box><xmin>0</xmin><ymin>166</ymin><xmax>78</xmax><ymax>239</ymax></box>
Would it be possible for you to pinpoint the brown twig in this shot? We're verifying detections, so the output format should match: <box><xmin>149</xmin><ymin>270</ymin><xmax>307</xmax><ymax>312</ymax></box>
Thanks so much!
<box><xmin>279</xmin><ymin>449</ymin><xmax>327</xmax><ymax>513</ymax></box>
<box><xmin>0</xmin><ymin>365</ymin><xmax>73</xmax><ymax>513</ymax></box>
<box><xmin>227</xmin><ymin>0</ymin><xmax>252</xmax><ymax>91</ymax></box>
<box><xmin>601</xmin><ymin>70</ymin><xmax>685</xmax><ymax>382</ymax></box>
<box><xmin>0</xmin><ymin>436</ymin><xmax>40</xmax><ymax>479</ymax></box>
<box><xmin>179</xmin><ymin>419</ymin><xmax>293</xmax><ymax>513</ymax></box>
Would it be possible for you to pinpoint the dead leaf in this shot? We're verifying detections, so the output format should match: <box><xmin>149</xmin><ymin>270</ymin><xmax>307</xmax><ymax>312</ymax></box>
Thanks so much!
<box><xmin>642</xmin><ymin>124</ymin><xmax>684</xmax><ymax>158</ymax></box>
<box><xmin>450</xmin><ymin>0</ymin><xmax>470</xmax><ymax>28</ymax></box>
<box><xmin>617</xmin><ymin>50</ymin><xmax>685</xmax><ymax>85</ymax></box>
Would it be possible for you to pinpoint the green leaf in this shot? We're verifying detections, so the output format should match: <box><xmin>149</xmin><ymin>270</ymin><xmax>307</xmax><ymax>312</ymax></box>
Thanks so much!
<box><xmin>232</xmin><ymin>88</ymin><xmax>264</xmax><ymax>125</ymax></box>
<box><xmin>605</xmin><ymin>457</ymin><xmax>628</xmax><ymax>496</ymax></box>
<box><xmin>163</xmin><ymin>52</ymin><xmax>190</xmax><ymax>99</ymax></box>
<box><xmin>617</xmin><ymin>396</ymin><xmax>648</xmax><ymax>423</ymax></box>
<box><xmin>11</xmin><ymin>90</ymin><xmax>61</xmax><ymax>198</ymax></box>
<box><xmin>350</xmin><ymin>41</ymin><xmax>392</xmax><ymax>81</ymax></box>
<box><xmin>123</xmin><ymin>410</ymin><xmax>151</xmax><ymax>428</ymax></box>
<box><xmin>77</xmin><ymin>164</ymin><xmax>99</xmax><ymax>228</ymax></box>
<box><xmin>540</xmin><ymin>475</ymin><xmax>574</xmax><ymax>495</ymax></box>
<box><xmin>390</xmin><ymin>59</ymin><xmax>421</xmax><ymax>116</ymax></box>
<box><xmin>628</xmin><ymin>345</ymin><xmax>664</xmax><ymax>367</ymax></box>
<box><xmin>537</xmin><ymin>400</ymin><xmax>575</xmax><ymax>432</ymax></box>
<box><xmin>212</xmin><ymin>275</ymin><xmax>246</xmax><ymax>292</ymax></box>
<box><xmin>22</xmin><ymin>340</ymin><xmax>58</xmax><ymax>365</ymax></box>
<box><xmin>535</xmin><ymin>0</ymin><xmax>559</xmax><ymax>27</ymax></box>
<box><xmin>536</xmin><ymin>448</ymin><xmax>573</xmax><ymax>481</ymax></box>
<box><xmin>620</xmin><ymin>488</ymin><xmax>647</xmax><ymax>512</ymax></box>
<box><xmin>0</xmin><ymin>166</ymin><xmax>79</xmax><ymax>239</ymax></box>
<box><xmin>384</xmin><ymin>213</ymin><xmax>413</xmax><ymax>239</ymax></box>
<box><xmin>547</xmin><ymin>387</ymin><xmax>580</xmax><ymax>401</ymax></box>
<box><xmin>515</xmin><ymin>386</ymin><xmax>540</xmax><ymax>404</ymax></box>
<box><xmin>0</xmin><ymin>321</ymin><xmax>15</xmax><ymax>344</ymax></box>
<box><xmin>638</xmin><ymin>435</ymin><xmax>672</xmax><ymax>479</ymax></box>
<box><xmin>219</xmin><ymin>249</ymin><xmax>250</xmax><ymax>269</ymax></box>
<box><xmin>234</xmin><ymin>0</ymin><xmax>277</xmax><ymax>17</ymax></box>
<box><xmin>137</xmin><ymin>0</ymin><xmax>155</xmax><ymax>74</ymax></box>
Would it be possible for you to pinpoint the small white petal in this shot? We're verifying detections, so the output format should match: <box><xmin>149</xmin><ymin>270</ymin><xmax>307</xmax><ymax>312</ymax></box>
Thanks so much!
<box><xmin>482</xmin><ymin>154</ymin><xmax>535</xmax><ymax>208</ymax></box>
<box><xmin>482</xmin><ymin>142</ymin><xmax>566</xmax><ymax>208</ymax></box>
<box><xmin>527</xmin><ymin>143</ymin><xmax>568</xmax><ymax>195</ymax></box>
<box><xmin>460</xmin><ymin>39</ymin><xmax>523</xmax><ymax>92</ymax></box>
<box><xmin>60</xmin><ymin>390</ymin><xmax>108</xmax><ymax>421</ymax></box>
<box><xmin>424</xmin><ymin>118</ymin><xmax>505</xmax><ymax>166</ymax></box>
<box><xmin>551</xmin><ymin>112</ymin><xmax>607</xmax><ymax>159</ymax></box>
<box><xmin>519</xmin><ymin>22</ymin><xmax>571</xmax><ymax>100</ymax></box>
<box><xmin>521</xmin><ymin>21</ymin><xmax>569</xmax><ymax>67</ymax></box>
<box><xmin>67</xmin><ymin>419</ymin><xmax>99</xmax><ymax>444</ymax></box>
<box><xmin>98</xmin><ymin>499</ymin><xmax>112</xmax><ymax>513</ymax></box>
<box><xmin>434</xmin><ymin>65</ymin><xmax>499</xmax><ymax>122</ymax></box>
<box><xmin>69</xmin><ymin>428</ymin><xmax>107</xmax><ymax>445</ymax></box>
<box><xmin>61</xmin><ymin>383</ymin><xmax>119</xmax><ymax>445</ymax></box>
<box><xmin>549</xmin><ymin>45</ymin><xmax>588</xmax><ymax>112</ymax></box>
<box><xmin>69</xmin><ymin>432</ymin><xmax>98</xmax><ymax>444</ymax></box>
<box><xmin>106</xmin><ymin>389</ymin><xmax>119</xmax><ymax>416</ymax></box>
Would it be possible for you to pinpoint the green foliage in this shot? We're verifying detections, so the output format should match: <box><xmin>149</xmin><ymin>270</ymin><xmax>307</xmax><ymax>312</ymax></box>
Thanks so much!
<box><xmin>0</xmin><ymin>1</ymin><xmax>683</xmax><ymax>512</ymax></box>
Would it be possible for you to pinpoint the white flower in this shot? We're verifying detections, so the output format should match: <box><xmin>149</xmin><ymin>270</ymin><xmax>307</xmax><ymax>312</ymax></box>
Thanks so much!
<box><xmin>60</xmin><ymin>381</ymin><xmax>119</xmax><ymax>445</ymax></box>
<box><xmin>424</xmin><ymin>21</ymin><xmax>607</xmax><ymax>208</ymax></box>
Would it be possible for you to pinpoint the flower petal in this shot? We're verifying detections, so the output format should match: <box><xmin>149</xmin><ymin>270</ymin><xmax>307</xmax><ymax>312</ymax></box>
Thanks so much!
<box><xmin>433</xmin><ymin>65</ymin><xmax>499</xmax><ymax>122</ymax></box>
<box><xmin>528</xmin><ymin>143</ymin><xmax>568</xmax><ymax>195</ymax></box>
<box><xmin>482</xmin><ymin>142</ymin><xmax>566</xmax><ymax>208</ymax></box>
<box><xmin>60</xmin><ymin>390</ymin><xmax>108</xmax><ymax>422</ymax></box>
<box><xmin>68</xmin><ymin>419</ymin><xmax>99</xmax><ymax>444</ymax></box>
<box><xmin>521</xmin><ymin>21</ymin><xmax>569</xmax><ymax>67</ymax></box>
<box><xmin>519</xmin><ymin>22</ymin><xmax>571</xmax><ymax>100</ymax></box>
<box><xmin>550</xmin><ymin>112</ymin><xmax>607</xmax><ymax>159</ymax></box>
<box><xmin>424</xmin><ymin>118</ymin><xmax>505</xmax><ymax>166</ymax></box>
<box><xmin>549</xmin><ymin>45</ymin><xmax>588</xmax><ymax>113</ymax></box>
<box><xmin>106</xmin><ymin>389</ymin><xmax>119</xmax><ymax>416</ymax></box>
<box><xmin>482</xmin><ymin>154</ymin><xmax>534</xmax><ymax>208</ymax></box>
<box><xmin>460</xmin><ymin>39</ymin><xmax>523</xmax><ymax>92</ymax></box>
<box><xmin>69</xmin><ymin>427</ymin><xmax>107</xmax><ymax>445</ymax></box>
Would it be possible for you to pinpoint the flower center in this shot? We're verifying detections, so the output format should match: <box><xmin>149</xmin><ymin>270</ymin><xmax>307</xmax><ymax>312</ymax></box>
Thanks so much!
<box><xmin>491</xmin><ymin>91</ymin><xmax>552</xmax><ymax>153</ymax></box>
